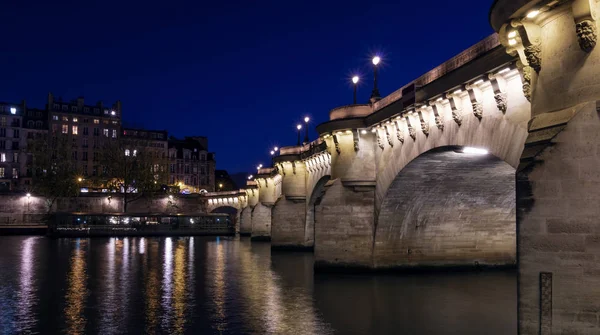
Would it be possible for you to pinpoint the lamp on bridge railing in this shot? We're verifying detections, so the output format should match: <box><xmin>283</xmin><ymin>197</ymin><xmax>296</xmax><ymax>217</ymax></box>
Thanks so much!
<box><xmin>303</xmin><ymin>117</ymin><xmax>310</xmax><ymax>144</ymax></box>
<box><xmin>296</xmin><ymin>124</ymin><xmax>302</xmax><ymax>146</ymax></box>
<box><xmin>352</xmin><ymin>76</ymin><xmax>359</xmax><ymax>104</ymax></box>
<box><xmin>248</xmin><ymin>175</ymin><xmax>253</xmax><ymax>180</ymax></box>
<box><xmin>370</xmin><ymin>56</ymin><xmax>381</xmax><ymax>102</ymax></box>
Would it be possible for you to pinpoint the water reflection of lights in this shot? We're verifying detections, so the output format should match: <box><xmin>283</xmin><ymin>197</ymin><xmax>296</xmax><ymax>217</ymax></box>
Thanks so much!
<box><xmin>16</xmin><ymin>237</ymin><xmax>37</xmax><ymax>332</ymax></box>
<box><xmin>161</xmin><ymin>238</ymin><xmax>173</xmax><ymax>331</ymax></box>
<box><xmin>64</xmin><ymin>239</ymin><xmax>88</xmax><ymax>335</ymax></box>
<box><xmin>139</xmin><ymin>237</ymin><xmax>146</xmax><ymax>254</ymax></box>
<box><xmin>144</xmin><ymin>240</ymin><xmax>160</xmax><ymax>334</ymax></box>
<box><xmin>173</xmin><ymin>241</ymin><xmax>186</xmax><ymax>333</ymax></box>
<box><xmin>207</xmin><ymin>241</ymin><xmax>227</xmax><ymax>333</ymax></box>
<box><xmin>99</xmin><ymin>237</ymin><xmax>117</xmax><ymax>333</ymax></box>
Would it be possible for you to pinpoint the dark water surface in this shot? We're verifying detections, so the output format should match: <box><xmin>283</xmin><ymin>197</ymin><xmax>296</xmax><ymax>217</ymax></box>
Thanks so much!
<box><xmin>0</xmin><ymin>236</ymin><xmax>516</xmax><ymax>334</ymax></box>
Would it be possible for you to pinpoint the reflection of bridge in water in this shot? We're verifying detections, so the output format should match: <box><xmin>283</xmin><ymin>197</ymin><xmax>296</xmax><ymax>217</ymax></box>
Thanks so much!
<box><xmin>203</xmin><ymin>0</ymin><xmax>600</xmax><ymax>332</ymax></box>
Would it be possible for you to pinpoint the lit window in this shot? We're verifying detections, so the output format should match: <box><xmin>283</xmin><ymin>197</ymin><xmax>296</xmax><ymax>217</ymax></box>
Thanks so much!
<box><xmin>112</xmin><ymin>129</ymin><xmax>117</xmax><ymax>138</ymax></box>
<box><xmin>125</xmin><ymin>149</ymin><xmax>130</xmax><ymax>156</ymax></box>
<box><xmin>13</xmin><ymin>153</ymin><xmax>17</xmax><ymax>162</ymax></box>
<box><xmin>0</xmin><ymin>153</ymin><xmax>5</xmax><ymax>162</ymax></box>
<box><xmin>104</xmin><ymin>109</ymin><xmax>109</xmax><ymax>115</ymax></box>
<box><xmin>52</xmin><ymin>115</ymin><xmax>58</xmax><ymax>121</ymax></box>
<box><xmin>10</xmin><ymin>107</ymin><xmax>16</xmax><ymax>114</ymax></box>
<box><xmin>0</xmin><ymin>167</ymin><xmax>3</xmax><ymax>178</ymax></box>
<box><xmin>133</xmin><ymin>149</ymin><xmax>137</xmax><ymax>157</ymax></box>
<box><xmin>72</xmin><ymin>126</ymin><xmax>78</xmax><ymax>135</ymax></box>
<box><xmin>93</xmin><ymin>119</ymin><xmax>99</xmax><ymax>124</ymax></box>
<box><xmin>73</xmin><ymin>117</ymin><xmax>78</xmax><ymax>122</ymax></box>
<box><xmin>62</xmin><ymin>125</ymin><xmax>68</xmax><ymax>134</ymax></box>
<box><xmin>0</xmin><ymin>117</ymin><xmax>5</xmax><ymax>126</ymax></box>
<box><xmin>111</xmin><ymin>110</ymin><xmax>116</xmax><ymax>116</ymax></box>
<box><xmin>12</xmin><ymin>168</ymin><xmax>18</xmax><ymax>179</ymax></box>
<box><xmin>103</xmin><ymin>129</ymin><xmax>109</xmax><ymax>137</ymax></box>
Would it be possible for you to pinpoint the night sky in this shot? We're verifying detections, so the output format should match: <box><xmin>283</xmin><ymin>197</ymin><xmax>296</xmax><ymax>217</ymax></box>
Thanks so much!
<box><xmin>1</xmin><ymin>1</ymin><xmax>493</xmax><ymax>173</ymax></box>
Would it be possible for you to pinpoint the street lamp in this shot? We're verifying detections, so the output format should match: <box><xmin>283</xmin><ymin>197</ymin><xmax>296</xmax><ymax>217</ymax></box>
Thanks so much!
<box><xmin>303</xmin><ymin>117</ymin><xmax>310</xmax><ymax>144</ymax></box>
<box><xmin>274</xmin><ymin>146</ymin><xmax>278</xmax><ymax>151</ymax></box>
<box><xmin>352</xmin><ymin>76</ymin><xmax>359</xmax><ymax>104</ymax></box>
<box><xmin>296</xmin><ymin>124</ymin><xmax>302</xmax><ymax>146</ymax></box>
<box><xmin>270</xmin><ymin>150</ymin><xmax>275</xmax><ymax>155</ymax></box>
<box><xmin>370</xmin><ymin>56</ymin><xmax>381</xmax><ymax>102</ymax></box>
<box><xmin>218</xmin><ymin>183</ymin><xmax>223</xmax><ymax>190</ymax></box>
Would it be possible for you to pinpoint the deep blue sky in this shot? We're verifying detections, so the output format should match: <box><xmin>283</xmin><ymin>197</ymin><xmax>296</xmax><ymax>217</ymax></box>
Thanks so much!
<box><xmin>1</xmin><ymin>1</ymin><xmax>494</xmax><ymax>173</ymax></box>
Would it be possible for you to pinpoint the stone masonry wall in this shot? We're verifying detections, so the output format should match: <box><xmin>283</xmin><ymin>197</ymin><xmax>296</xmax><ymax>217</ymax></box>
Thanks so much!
<box><xmin>271</xmin><ymin>198</ymin><xmax>307</xmax><ymax>249</ymax></box>
<box><xmin>518</xmin><ymin>102</ymin><xmax>600</xmax><ymax>334</ymax></box>
<box><xmin>314</xmin><ymin>179</ymin><xmax>375</xmax><ymax>269</ymax></box>
<box><xmin>374</xmin><ymin>149</ymin><xmax>516</xmax><ymax>268</ymax></box>
<box><xmin>251</xmin><ymin>202</ymin><xmax>272</xmax><ymax>241</ymax></box>
<box><xmin>239</xmin><ymin>206</ymin><xmax>252</xmax><ymax>236</ymax></box>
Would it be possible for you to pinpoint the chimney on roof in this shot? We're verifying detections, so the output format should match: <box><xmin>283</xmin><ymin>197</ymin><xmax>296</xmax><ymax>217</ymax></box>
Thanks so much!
<box><xmin>47</xmin><ymin>92</ymin><xmax>54</xmax><ymax>110</ymax></box>
<box><xmin>115</xmin><ymin>100</ymin><xmax>122</xmax><ymax>114</ymax></box>
<box><xmin>97</xmin><ymin>100</ymin><xmax>103</xmax><ymax>110</ymax></box>
<box><xmin>21</xmin><ymin>100</ymin><xmax>26</xmax><ymax>112</ymax></box>
<box><xmin>77</xmin><ymin>96</ymin><xmax>84</xmax><ymax>110</ymax></box>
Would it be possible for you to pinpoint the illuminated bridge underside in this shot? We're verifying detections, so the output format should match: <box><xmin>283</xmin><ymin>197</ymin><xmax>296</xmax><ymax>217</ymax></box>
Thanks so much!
<box><xmin>374</xmin><ymin>147</ymin><xmax>516</xmax><ymax>268</ymax></box>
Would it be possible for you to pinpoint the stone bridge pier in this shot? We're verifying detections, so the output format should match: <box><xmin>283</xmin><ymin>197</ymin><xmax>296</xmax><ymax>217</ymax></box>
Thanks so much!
<box><xmin>491</xmin><ymin>0</ymin><xmax>600</xmax><ymax>333</ymax></box>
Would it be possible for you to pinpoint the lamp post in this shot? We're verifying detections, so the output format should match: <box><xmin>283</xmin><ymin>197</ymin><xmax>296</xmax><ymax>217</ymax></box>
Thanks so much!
<box><xmin>352</xmin><ymin>76</ymin><xmax>359</xmax><ymax>104</ymax></box>
<box><xmin>303</xmin><ymin>117</ymin><xmax>310</xmax><ymax>144</ymax></box>
<box><xmin>370</xmin><ymin>56</ymin><xmax>381</xmax><ymax>102</ymax></box>
<box><xmin>296</xmin><ymin>124</ymin><xmax>302</xmax><ymax>146</ymax></box>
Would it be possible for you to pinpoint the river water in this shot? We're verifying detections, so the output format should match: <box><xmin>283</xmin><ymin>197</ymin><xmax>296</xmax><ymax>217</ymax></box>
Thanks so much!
<box><xmin>0</xmin><ymin>236</ymin><xmax>516</xmax><ymax>334</ymax></box>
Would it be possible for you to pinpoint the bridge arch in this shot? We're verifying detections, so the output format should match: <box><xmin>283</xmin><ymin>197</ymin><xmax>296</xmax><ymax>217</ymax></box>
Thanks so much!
<box><xmin>374</xmin><ymin>145</ymin><xmax>516</xmax><ymax>268</ymax></box>
<box><xmin>210</xmin><ymin>205</ymin><xmax>240</xmax><ymax>232</ymax></box>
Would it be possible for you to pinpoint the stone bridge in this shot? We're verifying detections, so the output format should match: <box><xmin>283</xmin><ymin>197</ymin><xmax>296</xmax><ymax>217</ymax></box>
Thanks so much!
<box><xmin>224</xmin><ymin>1</ymin><xmax>600</xmax><ymax>333</ymax></box>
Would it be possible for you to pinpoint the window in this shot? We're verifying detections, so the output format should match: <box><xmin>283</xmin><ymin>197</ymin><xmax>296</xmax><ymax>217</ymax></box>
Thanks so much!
<box><xmin>103</xmin><ymin>129</ymin><xmax>109</xmax><ymax>137</ymax></box>
<box><xmin>62</xmin><ymin>124</ymin><xmax>68</xmax><ymax>134</ymax></box>
<box><xmin>72</xmin><ymin>126</ymin><xmax>78</xmax><ymax>135</ymax></box>
<box><xmin>83</xmin><ymin>118</ymin><xmax>88</xmax><ymax>123</ymax></box>
<box><xmin>200</xmin><ymin>154</ymin><xmax>206</xmax><ymax>161</ymax></box>
<box><xmin>0</xmin><ymin>141</ymin><xmax>4</xmax><ymax>149</ymax></box>
<box><xmin>104</xmin><ymin>109</ymin><xmax>109</xmax><ymax>115</ymax></box>
<box><xmin>13</xmin><ymin>153</ymin><xmax>18</xmax><ymax>162</ymax></box>
<box><xmin>200</xmin><ymin>166</ymin><xmax>206</xmax><ymax>175</ymax></box>
<box><xmin>52</xmin><ymin>124</ymin><xmax>58</xmax><ymax>133</ymax></box>
<box><xmin>52</xmin><ymin>115</ymin><xmax>59</xmax><ymax>121</ymax></box>
<box><xmin>10</xmin><ymin>107</ymin><xmax>16</xmax><ymax>115</ymax></box>
<box><xmin>112</xmin><ymin>121</ymin><xmax>118</xmax><ymax>125</ymax></box>
<box><xmin>0</xmin><ymin>117</ymin><xmax>5</xmax><ymax>127</ymax></box>
<box><xmin>82</xmin><ymin>152</ymin><xmax>88</xmax><ymax>161</ymax></box>
<box><xmin>112</xmin><ymin>129</ymin><xmax>117</xmax><ymax>138</ymax></box>
<box><xmin>83</xmin><ymin>127</ymin><xmax>88</xmax><ymax>135</ymax></box>
<box><xmin>62</xmin><ymin>105</ymin><xmax>68</xmax><ymax>111</ymax></box>
<box><xmin>35</xmin><ymin>121</ymin><xmax>42</xmax><ymax>128</ymax></box>
<box><xmin>93</xmin><ymin>128</ymin><xmax>99</xmax><ymax>136</ymax></box>
<box><xmin>184</xmin><ymin>165</ymin><xmax>190</xmax><ymax>174</ymax></box>
<box><xmin>0</xmin><ymin>153</ymin><xmax>5</xmax><ymax>162</ymax></box>
<box><xmin>71</xmin><ymin>106</ymin><xmax>77</xmax><ymax>112</ymax></box>
<box><xmin>84</xmin><ymin>107</ymin><xmax>89</xmax><ymax>113</ymax></box>
<box><xmin>83</xmin><ymin>164</ymin><xmax>88</xmax><ymax>175</ymax></box>
<box><xmin>73</xmin><ymin>117</ymin><xmax>78</xmax><ymax>122</ymax></box>
<box><xmin>72</xmin><ymin>151</ymin><xmax>77</xmax><ymax>160</ymax></box>
<box><xmin>12</xmin><ymin>168</ymin><xmax>18</xmax><ymax>179</ymax></box>
<box><xmin>13</xmin><ymin>129</ymin><xmax>19</xmax><ymax>138</ymax></box>
<box><xmin>27</xmin><ymin>132</ymin><xmax>34</xmax><ymax>139</ymax></box>
<box><xmin>53</xmin><ymin>103</ymin><xmax>59</xmax><ymax>110</ymax></box>
<box><xmin>93</xmin><ymin>152</ymin><xmax>98</xmax><ymax>161</ymax></box>
<box><xmin>184</xmin><ymin>176</ymin><xmax>189</xmax><ymax>185</ymax></box>
<box><xmin>11</xmin><ymin>119</ymin><xmax>19</xmax><ymax>127</ymax></box>
<box><xmin>0</xmin><ymin>167</ymin><xmax>3</xmax><ymax>178</ymax></box>
<box><xmin>62</xmin><ymin>116</ymin><xmax>68</xmax><ymax>121</ymax></box>
<box><xmin>93</xmin><ymin>119</ymin><xmax>99</xmax><ymax>124</ymax></box>
<box><xmin>125</xmin><ymin>149</ymin><xmax>130</xmax><ymax>156</ymax></box>
<box><xmin>27</xmin><ymin>120</ymin><xmax>34</xmax><ymax>128</ymax></box>
<box><xmin>11</xmin><ymin>141</ymin><xmax>18</xmax><ymax>150</ymax></box>
<box><xmin>103</xmin><ymin>120</ymin><xmax>108</xmax><ymax>124</ymax></box>
<box><xmin>94</xmin><ymin>108</ymin><xmax>99</xmax><ymax>114</ymax></box>
<box><xmin>92</xmin><ymin>166</ymin><xmax>97</xmax><ymax>176</ymax></box>
<box><xmin>133</xmin><ymin>149</ymin><xmax>137</xmax><ymax>157</ymax></box>
<box><xmin>82</xmin><ymin>138</ymin><xmax>88</xmax><ymax>147</ymax></box>
<box><xmin>170</xmin><ymin>164</ymin><xmax>175</xmax><ymax>173</ymax></box>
